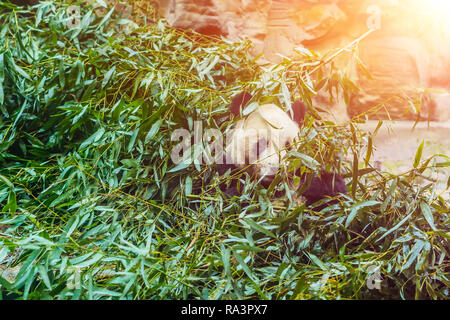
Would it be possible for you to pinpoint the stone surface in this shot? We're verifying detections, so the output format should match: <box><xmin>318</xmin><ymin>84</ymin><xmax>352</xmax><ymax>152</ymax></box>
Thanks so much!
<box><xmin>150</xmin><ymin>0</ymin><xmax>450</xmax><ymax>121</ymax></box>
<box><xmin>152</xmin><ymin>0</ymin><xmax>271</xmax><ymax>56</ymax></box>
<box><xmin>349</xmin><ymin>36</ymin><xmax>436</xmax><ymax>121</ymax></box>
<box><xmin>313</xmin><ymin>91</ymin><xmax>350</xmax><ymax>124</ymax></box>
<box><xmin>430</xmin><ymin>91</ymin><xmax>450</xmax><ymax>122</ymax></box>
<box><xmin>264</xmin><ymin>0</ymin><xmax>346</xmax><ymax>62</ymax></box>
<box><xmin>357</xmin><ymin>120</ymin><xmax>450</xmax><ymax>200</ymax></box>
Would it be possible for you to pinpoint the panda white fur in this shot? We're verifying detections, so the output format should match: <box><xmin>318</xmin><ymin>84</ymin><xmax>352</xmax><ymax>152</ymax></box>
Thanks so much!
<box><xmin>218</xmin><ymin>92</ymin><xmax>347</xmax><ymax>207</ymax></box>
<box><xmin>226</xmin><ymin>96</ymin><xmax>303</xmax><ymax>183</ymax></box>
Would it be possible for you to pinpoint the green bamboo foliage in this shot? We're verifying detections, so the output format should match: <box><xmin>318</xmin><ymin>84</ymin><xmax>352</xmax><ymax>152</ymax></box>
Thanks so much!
<box><xmin>0</xmin><ymin>1</ymin><xmax>448</xmax><ymax>300</ymax></box>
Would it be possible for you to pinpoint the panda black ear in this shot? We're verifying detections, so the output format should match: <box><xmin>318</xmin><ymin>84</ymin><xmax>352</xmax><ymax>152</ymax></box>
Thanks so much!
<box><xmin>230</xmin><ymin>92</ymin><xmax>252</xmax><ymax>116</ymax></box>
<box><xmin>291</xmin><ymin>100</ymin><xmax>307</xmax><ymax>126</ymax></box>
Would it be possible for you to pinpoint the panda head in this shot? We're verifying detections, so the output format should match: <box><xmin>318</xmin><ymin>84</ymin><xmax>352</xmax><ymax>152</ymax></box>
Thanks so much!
<box><xmin>219</xmin><ymin>92</ymin><xmax>347</xmax><ymax>205</ymax></box>
<box><xmin>225</xmin><ymin>92</ymin><xmax>306</xmax><ymax>185</ymax></box>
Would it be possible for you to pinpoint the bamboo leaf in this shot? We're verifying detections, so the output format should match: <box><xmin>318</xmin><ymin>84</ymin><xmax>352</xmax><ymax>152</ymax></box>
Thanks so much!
<box><xmin>102</xmin><ymin>65</ymin><xmax>116</xmax><ymax>88</ymax></box>
<box><xmin>413</xmin><ymin>140</ymin><xmax>425</xmax><ymax>168</ymax></box>
<box><xmin>345</xmin><ymin>201</ymin><xmax>380</xmax><ymax>228</ymax></box>
<box><xmin>242</xmin><ymin>218</ymin><xmax>276</xmax><ymax>238</ymax></box>
<box><xmin>420</xmin><ymin>202</ymin><xmax>437</xmax><ymax>231</ymax></box>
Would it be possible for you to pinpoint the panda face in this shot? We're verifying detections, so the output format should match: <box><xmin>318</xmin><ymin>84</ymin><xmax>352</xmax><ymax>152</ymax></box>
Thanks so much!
<box><xmin>218</xmin><ymin>92</ymin><xmax>347</xmax><ymax>206</ymax></box>
<box><xmin>226</xmin><ymin>103</ymin><xmax>301</xmax><ymax>183</ymax></box>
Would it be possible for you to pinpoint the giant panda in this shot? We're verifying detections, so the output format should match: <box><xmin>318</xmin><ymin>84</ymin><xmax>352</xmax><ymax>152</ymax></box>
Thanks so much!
<box><xmin>217</xmin><ymin>92</ymin><xmax>347</xmax><ymax>207</ymax></box>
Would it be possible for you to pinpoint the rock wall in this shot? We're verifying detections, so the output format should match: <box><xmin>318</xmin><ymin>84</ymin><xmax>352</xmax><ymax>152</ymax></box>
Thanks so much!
<box><xmin>151</xmin><ymin>0</ymin><xmax>450</xmax><ymax>121</ymax></box>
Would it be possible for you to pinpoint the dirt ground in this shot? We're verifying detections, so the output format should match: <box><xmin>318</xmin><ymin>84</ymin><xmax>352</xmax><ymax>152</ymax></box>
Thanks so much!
<box><xmin>357</xmin><ymin>120</ymin><xmax>450</xmax><ymax>200</ymax></box>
